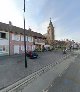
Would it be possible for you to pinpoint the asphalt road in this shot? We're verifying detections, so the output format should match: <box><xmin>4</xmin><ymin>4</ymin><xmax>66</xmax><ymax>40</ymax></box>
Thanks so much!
<box><xmin>0</xmin><ymin>50</ymin><xmax>71</xmax><ymax>89</ymax></box>
<box><xmin>48</xmin><ymin>54</ymin><xmax>80</xmax><ymax>92</ymax></box>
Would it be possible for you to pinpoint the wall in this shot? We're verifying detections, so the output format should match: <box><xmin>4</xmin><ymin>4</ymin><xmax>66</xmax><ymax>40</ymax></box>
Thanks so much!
<box><xmin>10</xmin><ymin>33</ymin><xmax>33</xmax><ymax>55</ymax></box>
<box><xmin>0</xmin><ymin>31</ymin><xmax>9</xmax><ymax>55</ymax></box>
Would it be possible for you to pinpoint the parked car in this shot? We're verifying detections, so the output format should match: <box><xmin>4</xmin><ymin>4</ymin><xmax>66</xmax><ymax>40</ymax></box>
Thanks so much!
<box><xmin>26</xmin><ymin>51</ymin><xmax>38</xmax><ymax>59</ymax></box>
<box><xmin>63</xmin><ymin>49</ymin><xmax>67</xmax><ymax>54</ymax></box>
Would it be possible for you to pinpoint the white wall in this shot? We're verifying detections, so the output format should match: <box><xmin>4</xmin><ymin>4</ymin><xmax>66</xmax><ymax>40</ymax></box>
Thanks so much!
<box><xmin>0</xmin><ymin>31</ymin><xmax>9</xmax><ymax>45</ymax></box>
<box><xmin>0</xmin><ymin>31</ymin><xmax>9</xmax><ymax>54</ymax></box>
<box><xmin>0</xmin><ymin>39</ymin><xmax>9</xmax><ymax>45</ymax></box>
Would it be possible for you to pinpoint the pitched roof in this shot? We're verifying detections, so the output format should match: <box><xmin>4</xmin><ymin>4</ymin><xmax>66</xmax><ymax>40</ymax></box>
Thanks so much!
<box><xmin>0</xmin><ymin>22</ymin><xmax>45</xmax><ymax>39</ymax></box>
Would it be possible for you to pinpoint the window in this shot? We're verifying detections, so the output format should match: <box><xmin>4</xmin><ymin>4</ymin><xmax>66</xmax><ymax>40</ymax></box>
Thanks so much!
<box><xmin>26</xmin><ymin>36</ymin><xmax>28</xmax><ymax>41</ymax></box>
<box><xmin>39</xmin><ymin>38</ymin><xmax>41</xmax><ymax>42</ymax></box>
<box><xmin>21</xmin><ymin>45</ymin><xmax>27</xmax><ymax>51</ymax></box>
<box><xmin>21</xmin><ymin>35</ymin><xmax>24</xmax><ymax>41</ymax></box>
<box><xmin>15</xmin><ymin>35</ymin><xmax>20</xmax><ymax>41</ymax></box>
<box><xmin>21</xmin><ymin>45</ymin><xmax>24</xmax><ymax>51</ymax></box>
<box><xmin>35</xmin><ymin>39</ymin><xmax>37</xmax><ymax>42</ymax></box>
<box><xmin>0</xmin><ymin>32</ymin><xmax>6</xmax><ymax>39</ymax></box>
<box><xmin>28</xmin><ymin>36</ymin><xmax>32</xmax><ymax>42</ymax></box>
<box><xmin>12</xmin><ymin>34</ymin><xmax>20</xmax><ymax>41</ymax></box>
<box><xmin>32</xmin><ymin>37</ymin><xmax>33</xmax><ymax>42</ymax></box>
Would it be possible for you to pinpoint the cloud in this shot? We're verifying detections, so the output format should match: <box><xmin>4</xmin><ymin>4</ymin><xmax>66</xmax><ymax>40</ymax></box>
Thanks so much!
<box><xmin>40</xmin><ymin>21</ymin><xmax>49</xmax><ymax>34</ymax></box>
<box><xmin>0</xmin><ymin>0</ymin><xmax>23</xmax><ymax>27</ymax></box>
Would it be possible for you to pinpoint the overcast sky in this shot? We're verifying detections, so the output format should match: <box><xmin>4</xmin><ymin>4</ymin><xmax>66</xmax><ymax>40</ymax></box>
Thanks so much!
<box><xmin>0</xmin><ymin>0</ymin><xmax>80</xmax><ymax>42</ymax></box>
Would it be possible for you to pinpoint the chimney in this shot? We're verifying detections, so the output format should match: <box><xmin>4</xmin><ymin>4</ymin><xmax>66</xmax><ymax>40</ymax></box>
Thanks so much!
<box><xmin>9</xmin><ymin>21</ymin><xmax>12</xmax><ymax>26</ymax></box>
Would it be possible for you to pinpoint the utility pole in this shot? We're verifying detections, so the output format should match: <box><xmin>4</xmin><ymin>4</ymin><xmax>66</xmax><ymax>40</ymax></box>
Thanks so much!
<box><xmin>9</xmin><ymin>21</ymin><xmax>12</xmax><ymax>56</ymax></box>
<box><xmin>24</xmin><ymin>0</ymin><xmax>27</xmax><ymax>68</ymax></box>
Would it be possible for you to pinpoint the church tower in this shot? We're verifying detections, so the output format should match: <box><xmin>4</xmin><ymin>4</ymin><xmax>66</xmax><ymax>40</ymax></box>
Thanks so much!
<box><xmin>47</xmin><ymin>18</ymin><xmax>55</xmax><ymax>45</ymax></box>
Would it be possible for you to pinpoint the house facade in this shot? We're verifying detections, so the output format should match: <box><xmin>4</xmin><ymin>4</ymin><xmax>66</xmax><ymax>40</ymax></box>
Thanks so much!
<box><xmin>33</xmin><ymin>32</ymin><xmax>45</xmax><ymax>51</ymax></box>
<box><xmin>0</xmin><ymin>22</ymin><xmax>45</xmax><ymax>55</ymax></box>
<box><xmin>0</xmin><ymin>31</ymin><xmax>9</xmax><ymax>55</ymax></box>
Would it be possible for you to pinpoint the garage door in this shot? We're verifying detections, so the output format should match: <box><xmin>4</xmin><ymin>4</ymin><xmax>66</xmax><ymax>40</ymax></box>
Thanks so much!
<box><xmin>14</xmin><ymin>45</ymin><xmax>19</xmax><ymax>54</ymax></box>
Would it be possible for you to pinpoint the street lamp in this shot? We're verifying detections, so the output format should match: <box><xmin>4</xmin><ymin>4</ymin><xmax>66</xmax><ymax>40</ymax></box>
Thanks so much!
<box><xmin>24</xmin><ymin>0</ymin><xmax>27</xmax><ymax>68</ymax></box>
<box><xmin>9</xmin><ymin>21</ymin><xmax>12</xmax><ymax>56</ymax></box>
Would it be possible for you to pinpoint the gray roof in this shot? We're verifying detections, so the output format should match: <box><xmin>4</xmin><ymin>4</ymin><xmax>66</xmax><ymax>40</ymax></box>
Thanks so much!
<box><xmin>0</xmin><ymin>22</ymin><xmax>45</xmax><ymax>39</ymax></box>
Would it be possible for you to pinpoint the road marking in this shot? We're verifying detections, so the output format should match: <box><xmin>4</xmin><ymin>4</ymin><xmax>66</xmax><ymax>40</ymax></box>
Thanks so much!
<box><xmin>42</xmin><ymin>89</ymin><xmax>48</xmax><ymax>92</ymax></box>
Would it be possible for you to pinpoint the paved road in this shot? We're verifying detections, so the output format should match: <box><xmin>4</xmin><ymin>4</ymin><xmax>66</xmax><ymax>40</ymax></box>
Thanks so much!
<box><xmin>22</xmin><ymin>54</ymin><xmax>76</xmax><ymax>92</ymax></box>
<box><xmin>0</xmin><ymin>50</ymin><xmax>71</xmax><ymax>89</ymax></box>
<box><xmin>48</xmin><ymin>54</ymin><xmax>80</xmax><ymax>92</ymax></box>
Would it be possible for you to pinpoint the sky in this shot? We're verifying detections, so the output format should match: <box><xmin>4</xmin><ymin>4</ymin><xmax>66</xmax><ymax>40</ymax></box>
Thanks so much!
<box><xmin>0</xmin><ymin>0</ymin><xmax>80</xmax><ymax>42</ymax></box>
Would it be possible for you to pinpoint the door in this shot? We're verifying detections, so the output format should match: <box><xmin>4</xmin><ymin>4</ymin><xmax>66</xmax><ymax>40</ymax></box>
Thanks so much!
<box><xmin>14</xmin><ymin>45</ymin><xmax>19</xmax><ymax>54</ymax></box>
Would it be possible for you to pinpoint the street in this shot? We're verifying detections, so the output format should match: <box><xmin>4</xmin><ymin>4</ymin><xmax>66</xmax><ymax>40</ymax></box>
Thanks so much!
<box><xmin>0</xmin><ymin>50</ymin><xmax>70</xmax><ymax>89</ymax></box>
<box><xmin>20</xmin><ymin>51</ymin><xmax>76</xmax><ymax>92</ymax></box>
<box><xmin>47</xmin><ymin>54</ymin><xmax>80</xmax><ymax>92</ymax></box>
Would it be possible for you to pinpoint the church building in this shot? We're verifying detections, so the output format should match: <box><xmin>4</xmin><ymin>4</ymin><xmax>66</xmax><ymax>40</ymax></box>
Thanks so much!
<box><xmin>44</xmin><ymin>18</ymin><xmax>55</xmax><ymax>45</ymax></box>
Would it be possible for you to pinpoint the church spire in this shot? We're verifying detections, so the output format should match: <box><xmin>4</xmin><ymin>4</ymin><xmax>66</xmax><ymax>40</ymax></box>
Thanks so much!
<box><xmin>50</xmin><ymin>17</ymin><xmax>51</xmax><ymax>23</ymax></box>
<box><xmin>49</xmin><ymin>17</ymin><xmax>53</xmax><ymax>26</ymax></box>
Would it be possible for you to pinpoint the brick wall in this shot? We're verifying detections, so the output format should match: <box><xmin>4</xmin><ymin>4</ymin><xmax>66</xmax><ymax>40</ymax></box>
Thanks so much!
<box><xmin>10</xmin><ymin>33</ymin><xmax>33</xmax><ymax>55</ymax></box>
